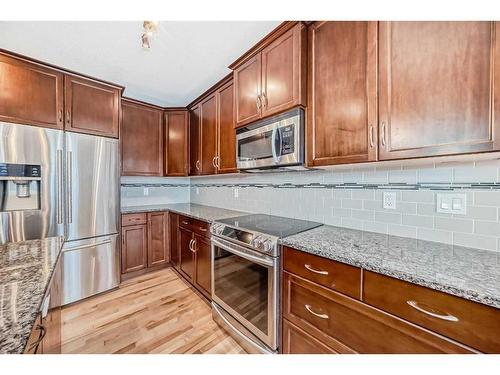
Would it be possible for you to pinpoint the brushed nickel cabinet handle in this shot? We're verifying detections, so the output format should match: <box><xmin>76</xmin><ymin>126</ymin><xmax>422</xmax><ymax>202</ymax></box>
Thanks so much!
<box><xmin>381</xmin><ymin>122</ymin><xmax>386</xmax><ymax>147</ymax></box>
<box><xmin>191</xmin><ymin>239</ymin><xmax>197</xmax><ymax>253</ymax></box>
<box><xmin>196</xmin><ymin>160</ymin><xmax>200</xmax><ymax>171</ymax></box>
<box><xmin>262</xmin><ymin>91</ymin><xmax>268</xmax><ymax>108</ymax></box>
<box><xmin>188</xmin><ymin>239</ymin><xmax>194</xmax><ymax>251</ymax></box>
<box><xmin>212</xmin><ymin>156</ymin><xmax>217</xmax><ymax>168</ymax></box>
<box><xmin>58</xmin><ymin>109</ymin><xmax>63</xmax><ymax>123</ymax></box>
<box><xmin>304</xmin><ymin>264</ymin><xmax>329</xmax><ymax>275</ymax></box>
<box><xmin>305</xmin><ymin>304</ymin><xmax>329</xmax><ymax>320</ymax></box>
<box><xmin>66</xmin><ymin>110</ymin><xmax>71</xmax><ymax>124</ymax></box>
<box><xmin>256</xmin><ymin>95</ymin><xmax>262</xmax><ymax>110</ymax></box>
<box><xmin>182</xmin><ymin>221</ymin><xmax>189</xmax><ymax>225</ymax></box>
<box><xmin>369</xmin><ymin>125</ymin><xmax>375</xmax><ymax>148</ymax></box>
<box><xmin>199</xmin><ymin>227</ymin><xmax>207</xmax><ymax>232</ymax></box>
<box><xmin>406</xmin><ymin>300</ymin><xmax>459</xmax><ymax>322</ymax></box>
<box><xmin>216</xmin><ymin>156</ymin><xmax>221</xmax><ymax>169</ymax></box>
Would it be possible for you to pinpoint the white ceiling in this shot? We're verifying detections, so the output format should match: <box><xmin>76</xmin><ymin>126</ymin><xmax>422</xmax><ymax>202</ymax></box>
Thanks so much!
<box><xmin>0</xmin><ymin>21</ymin><xmax>280</xmax><ymax>106</ymax></box>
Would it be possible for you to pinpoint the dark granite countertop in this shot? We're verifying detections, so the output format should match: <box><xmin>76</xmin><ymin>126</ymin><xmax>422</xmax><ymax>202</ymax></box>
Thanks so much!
<box><xmin>0</xmin><ymin>237</ymin><xmax>64</xmax><ymax>354</ymax></box>
<box><xmin>121</xmin><ymin>203</ymin><xmax>247</xmax><ymax>223</ymax></box>
<box><xmin>281</xmin><ymin>225</ymin><xmax>500</xmax><ymax>309</ymax></box>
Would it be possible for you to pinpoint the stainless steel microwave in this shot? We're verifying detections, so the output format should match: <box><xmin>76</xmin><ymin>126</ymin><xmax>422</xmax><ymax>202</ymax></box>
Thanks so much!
<box><xmin>236</xmin><ymin>108</ymin><xmax>305</xmax><ymax>171</ymax></box>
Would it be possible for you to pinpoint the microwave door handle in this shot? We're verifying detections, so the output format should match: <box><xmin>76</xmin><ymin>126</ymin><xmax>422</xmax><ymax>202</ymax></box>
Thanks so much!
<box><xmin>271</xmin><ymin>125</ymin><xmax>279</xmax><ymax>164</ymax></box>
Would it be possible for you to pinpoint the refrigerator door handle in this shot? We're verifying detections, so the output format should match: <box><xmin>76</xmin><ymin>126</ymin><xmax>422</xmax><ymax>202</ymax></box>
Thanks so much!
<box><xmin>66</xmin><ymin>150</ymin><xmax>73</xmax><ymax>223</ymax></box>
<box><xmin>56</xmin><ymin>149</ymin><xmax>63</xmax><ymax>224</ymax></box>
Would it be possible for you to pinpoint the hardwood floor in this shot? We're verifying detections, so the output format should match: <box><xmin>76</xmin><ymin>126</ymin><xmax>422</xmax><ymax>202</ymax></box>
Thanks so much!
<box><xmin>61</xmin><ymin>268</ymin><xmax>246</xmax><ymax>354</ymax></box>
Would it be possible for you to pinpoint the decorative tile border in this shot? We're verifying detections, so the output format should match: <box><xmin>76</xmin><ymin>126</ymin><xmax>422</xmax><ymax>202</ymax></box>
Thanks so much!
<box><xmin>122</xmin><ymin>182</ymin><xmax>500</xmax><ymax>190</ymax></box>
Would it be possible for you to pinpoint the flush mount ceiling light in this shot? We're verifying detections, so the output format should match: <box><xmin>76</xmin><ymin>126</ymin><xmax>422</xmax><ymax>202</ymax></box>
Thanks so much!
<box><xmin>141</xmin><ymin>21</ymin><xmax>160</xmax><ymax>50</ymax></box>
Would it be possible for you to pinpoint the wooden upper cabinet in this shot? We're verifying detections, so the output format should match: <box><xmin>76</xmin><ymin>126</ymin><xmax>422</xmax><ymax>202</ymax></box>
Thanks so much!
<box><xmin>64</xmin><ymin>74</ymin><xmax>120</xmax><ymax>138</ymax></box>
<box><xmin>200</xmin><ymin>94</ymin><xmax>218</xmax><ymax>175</ymax></box>
<box><xmin>165</xmin><ymin>110</ymin><xmax>189</xmax><ymax>176</ymax></box>
<box><xmin>234</xmin><ymin>54</ymin><xmax>261</xmax><ymax>126</ymax></box>
<box><xmin>261</xmin><ymin>24</ymin><xmax>306</xmax><ymax>118</ymax></box>
<box><xmin>189</xmin><ymin>105</ymin><xmax>201</xmax><ymax>175</ymax></box>
<box><xmin>217</xmin><ymin>80</ymin><xmax>237</xmax><ymax>173</ymax></box>
<box><xmin>147</xmin><ymin>212</ymin><xmax>169</xmax><ymax>268</ymax></box>
<box><xmin>121</xmin><ymin>99</ymin><xmax>163</xmax><ymax>176</ymax></box>
<box><xmin>307</xmin><ymin>21</ymin><xmax>377</xmax><ymax>167</ymax></box>
<box><xmin>379</xmin><ymin>21</ymin><xmax>500</xmax><ymax>160</ymax></box>
<box><xmin>0</xmin><ymin>53</ymin><xmax>64</xmax><ymax>129</ymax></box>
<box><xmin>232</xmin><ymin>22</ymin><xmax>306</xmax><ymax>128</ymax></box>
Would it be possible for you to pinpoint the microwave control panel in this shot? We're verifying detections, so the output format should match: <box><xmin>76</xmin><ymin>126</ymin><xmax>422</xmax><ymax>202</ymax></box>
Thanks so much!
<box><xmin>280</xmin><ymin>125</ymin><xmax>294</xmax><ymax>155</ymax></box>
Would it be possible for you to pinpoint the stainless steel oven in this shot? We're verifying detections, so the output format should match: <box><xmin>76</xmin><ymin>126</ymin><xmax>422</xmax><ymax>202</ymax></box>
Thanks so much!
<box><xmin>211</xmin><ymin>236</ymin><xmax>279</xmax><ymax>353</ymax></box>
<box><xmin>236</xmin><ymin>108</ymin><xmax>304</xmax><ymax>171</ymax></box>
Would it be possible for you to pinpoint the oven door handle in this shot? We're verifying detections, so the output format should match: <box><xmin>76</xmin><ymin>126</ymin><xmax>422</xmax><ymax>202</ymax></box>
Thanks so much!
<box><xmin>211</xmin><ymin>237</ymin><xmax>275</xmax><ymax>268</ymax></box>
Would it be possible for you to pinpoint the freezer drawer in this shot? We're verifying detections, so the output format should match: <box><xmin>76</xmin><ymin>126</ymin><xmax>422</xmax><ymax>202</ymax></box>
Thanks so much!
<box><xmin>61</xmin><ymin>234</ymin><xmax>119</xmax><ymax>305</ymax></box>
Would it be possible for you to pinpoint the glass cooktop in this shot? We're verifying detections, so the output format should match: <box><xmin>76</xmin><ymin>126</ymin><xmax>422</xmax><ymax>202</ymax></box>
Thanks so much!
<box><xmin>216</xmin><ymin>214</ymin><xmax>322</xmax><ymax>238</ymax></box>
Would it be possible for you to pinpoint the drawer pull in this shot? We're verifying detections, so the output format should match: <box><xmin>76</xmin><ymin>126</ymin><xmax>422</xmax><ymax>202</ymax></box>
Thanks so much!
<box><xmin>304</xmin><ymin>264</ymin><xmax>329</xmax><ymax>275</ymax></box>
<box><xmin>182</xmin><ymin>221</ymin><xmax>189</xmax><ymax>225</ymax></box>
<box><xmin>305</xmin><ymin>304</ymin><xmax>329</xmax><ymax>320</ymax></box>
<box><xmin>199</xmin><ymin>227</ymin><xmax>207</xmax><ymax>232</ymax></box>
<box><xmin>406</xmin><ymin>300</ymin><xmax>459</xmax><ymax>322</ymax></box>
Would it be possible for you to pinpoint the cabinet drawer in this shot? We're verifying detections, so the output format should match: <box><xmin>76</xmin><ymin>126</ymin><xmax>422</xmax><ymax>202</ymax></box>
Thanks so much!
<box><xmin>282</xmin><ymin>319</ymin><xmax>338</xmax><ymax>354</ymax></box>
<box><xmin>121</xmin><ymin>213</ymin><xmax>147</xmax><ymax>226</ymax></box>
<box><xmin>178</xmin><ymin>215</ymin><xmax>210</xmax><ymax>237</ymax></box>
<box><xmin>283</xmin><ymin>246</ymin><xmax>361</xmax><ymax>298</ymax></box>
<box><xmin>283</xmin><ymin>272</ymin><xmax>473</xmax><ymax>353</ymax></box>
<box><xmin>363</xmin><ymin>271</ymin><xmax>500</xmax><ymax>353</ymax></box>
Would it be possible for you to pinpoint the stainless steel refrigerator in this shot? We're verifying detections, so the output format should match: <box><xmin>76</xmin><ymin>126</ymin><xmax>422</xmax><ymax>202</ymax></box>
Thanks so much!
<box><xmin>0</xmin><ymin>122</ymin><xmax>120</xmax><ymax>305</ymax></box>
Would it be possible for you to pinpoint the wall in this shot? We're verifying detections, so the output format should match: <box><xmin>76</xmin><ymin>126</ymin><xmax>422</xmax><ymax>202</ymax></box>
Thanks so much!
<box><xmin>121</xmin><ymin>176</ymin><xmax>190</xmax><ymax>207</ymax></box>
<box><xmin>190</xmin><ymin>154</ymin><xmax>500</xmax><ymax>252</ymax></box>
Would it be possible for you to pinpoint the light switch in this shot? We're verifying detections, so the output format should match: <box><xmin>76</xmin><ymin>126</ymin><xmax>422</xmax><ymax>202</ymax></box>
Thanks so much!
<box><xmin>436</xmin><ymin>193</ymin><xmax>467</xmax><ymax>215</ymax></box>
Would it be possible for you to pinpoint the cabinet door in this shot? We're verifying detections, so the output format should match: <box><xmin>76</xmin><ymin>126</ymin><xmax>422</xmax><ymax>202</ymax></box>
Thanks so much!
<box><xmin>379</xmin><ymin>21</ymin><xmax>500</xmax><ymax>159</ymax></box>
<box><xmin>282</xmin><ymin>319</ymin><xmax>338</xmax><ymax>354</ymax></box>
<box><xmin>64</xmin><ymin>74</ymin><xmax>120</xmax><ymax>138</ymax></box>
<box><xmin>194</xmin><ymin>233</ymin><xmax>212</xmax><ymax>299</ymax></box>
<box><xmin>0</xmin><ymin>53</ymin><xmax>64</xmax><ymax>129</ymax></box>
<box><xmin>121</xmin><ymin>100</ymin><xmax>163</xmax><ymax>176</ymax></box>
<box><xmin>200</xmin><ymin>94</ymin><xmax>217</xmax><ymax>175</ymax></box>
<box><xmin>165</xmin><ymin>110</ymin><xmax>189</xmax><ymax>176</ymax></box>
<box><xmin>217</xmin><ymin>80</ymin><xmax>237</xmax><ymax>173</ymax></box>
<box><xmin>121</xmin><ymin>224</ymin><xmax>147</xmax><ymax>274</ymax></box>
<box><xmin>234</xmin><ymin>54</ymin><xmax>261</xmax><ymax>127</ymax></box>
<box><xmin>261</xmin><ymin>23</ymin><xmax>306</xmax><ymax>118</ymax></box>
<box><xmin>189</xmin><ymin>105</ymin><xmax>201</xmax><ymax>175</ymax></box>
<box><xmin>307</xmin><ymin>21</ymin><xmax>377</xmax><ymax>166</ymax></box>
<box><xmin>147</xmin><ymin>212</ymin><xmax>169</xmax><ymax>268</ymax></box>
<box><xmin>169</xmin><ymin>212</ymin><xmax>179</xmax><ymax>268</ymax></box>
<box><xmin>179</xmin><ymin>226</ymin><xmax>194</xmax><ymax>281</ymax></box>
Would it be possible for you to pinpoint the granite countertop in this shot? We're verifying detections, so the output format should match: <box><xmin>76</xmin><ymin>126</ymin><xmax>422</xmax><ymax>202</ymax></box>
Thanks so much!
<box><xmin>281</xmin><ymin>225</ymin><xmax>500</xmax><ymax>309</ymax></box>
<box><xmin>0</xmin><ymin>236</ymin><xmax>64</xmax><ymax>354</ymax></box>
<box><xmin>121</xmin><ymin>203</ymin><xmax>247</xmax><ymax>223</ymax></box>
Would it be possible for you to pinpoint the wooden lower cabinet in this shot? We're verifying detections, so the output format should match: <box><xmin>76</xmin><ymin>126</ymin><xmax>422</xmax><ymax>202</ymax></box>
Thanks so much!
<box><xmin>283</xmin><ymin>272</ymin><xmax>473</xmax><ymax>354</ymax></box>
<box><xmin>282</xmin><ymin>319</ymin><xmax>338</xmax><ymax>354</ymax></box>
<box><xmin>147</xmin><ymin>212</ymin><xmax>169</xmax><ymax>267</ymax></box>
<box><xmin>175</xmin><ymin>215</ymin><xmax>212</xmax><ymax>300</ymax></box>
<box><xmin>121</xmin><ymin>224</ymin><xmax>147</xmax><ymax>274</ymax></box>
<box><xmin>194</xmin><ymin>234</ymin><xmax>212</xmax><ymax>299</ymax></box>
<box><xmin>121</xmin><ymin>212</ymin><xmax>169</xmax><ymax>279</ymax></box>
<box><xmin>179</xmin><ymin>226</ymin><xmax>195</xmax><ymax>281</ymax></box>
<box><xmin>169</xmin><ymin>212</ymin><xmax>179</xmax><ymax>268</ymax></box>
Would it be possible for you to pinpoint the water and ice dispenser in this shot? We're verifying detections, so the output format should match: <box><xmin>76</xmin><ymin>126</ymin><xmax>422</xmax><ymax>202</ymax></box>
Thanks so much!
<box><xmin>0</xmin><ymin>163</ymin><xmax>41</xmax><ymax>211</ymax></box>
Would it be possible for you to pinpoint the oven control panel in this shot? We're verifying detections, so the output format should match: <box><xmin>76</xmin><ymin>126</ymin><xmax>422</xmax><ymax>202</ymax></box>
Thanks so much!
<box><xmin>211</xmin><ymin>223</ymin><xmax>279</xmax><ymax>256</ymax></box>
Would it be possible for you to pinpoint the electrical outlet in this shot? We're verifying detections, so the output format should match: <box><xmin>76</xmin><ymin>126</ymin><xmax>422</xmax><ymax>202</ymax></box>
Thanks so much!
<box><xmin>436</xmin><ymin>193</ymin><xmax>467</xmax><ymax>215</ymax></box>
<box><xmin>196</xmin><ymin>187</ymin><xmax>200</xmax><ymax>195</ymax></box>
<box><xmin>234</xmin><ymin>188</ymin><xmax>239</xmax><ymax>198</ymax></box>
<box><xmin>143</xmin><ymin>187</ymin><xmax>149</xmax><ymax>196</ymax></box>
<box><xmin>383</xmin><ymin>191</ymin><xmax>397</xmax><ymax>209</ymax></box>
